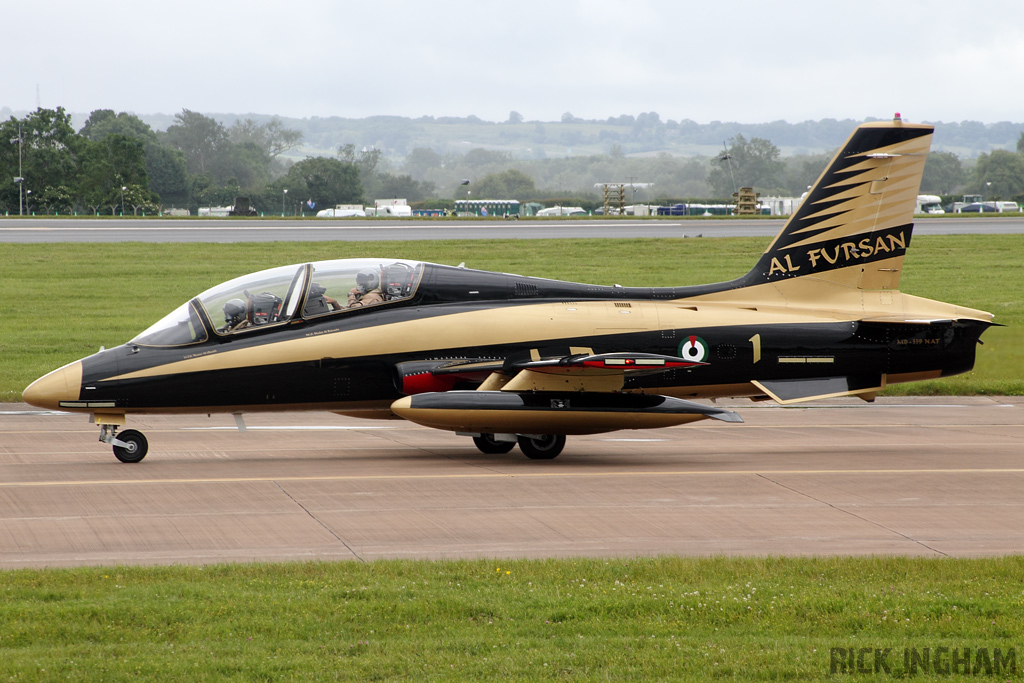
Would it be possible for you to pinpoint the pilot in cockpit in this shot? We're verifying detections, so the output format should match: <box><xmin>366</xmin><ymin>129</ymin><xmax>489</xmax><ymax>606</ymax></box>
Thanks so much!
<box><xmin>222</xmin><ymin>298</ymin><xmax>250</xmax><ymax>332</ymax></box>
<box><xmin>347</xmin><ymin>268</ymin><xmax>385</xmax><ymax>308</ymax></box>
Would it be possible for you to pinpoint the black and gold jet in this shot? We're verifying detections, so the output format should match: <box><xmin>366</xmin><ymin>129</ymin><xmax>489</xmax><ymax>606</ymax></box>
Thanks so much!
<box><xmin>24</xmin><ymin>116</ymin><xmax>995</xmax><ymax>462</ymax></box>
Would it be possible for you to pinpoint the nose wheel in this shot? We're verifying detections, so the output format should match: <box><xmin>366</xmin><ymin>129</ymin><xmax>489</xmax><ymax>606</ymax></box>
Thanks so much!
<box><xmin>100</xmin><ymin>425</ymin><xmax>149</xmax><ymax>463</ymax></box>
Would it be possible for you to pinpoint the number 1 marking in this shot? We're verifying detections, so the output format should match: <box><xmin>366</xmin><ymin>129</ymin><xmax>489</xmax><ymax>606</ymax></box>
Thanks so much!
<box><xmin>749</xmin><ymin>334</ymin><xmax>761</xmax><ymax>364</ymax></box>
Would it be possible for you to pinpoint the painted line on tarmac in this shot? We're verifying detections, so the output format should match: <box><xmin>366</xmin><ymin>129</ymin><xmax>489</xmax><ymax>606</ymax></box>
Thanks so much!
<box><xmin>182</xmin><ymin>425</ymin><xmax>398</xmax><ymax>431</ymax></box>
<box><xmin>745</xmin><ymin>403</ymin><xmax>1017</xmax><ymax>410</ymax></box>
<box><xmin>6</xmin><ymin>467</ymin><xmax>1024</xmax><ymax>489</ymax></box>
<box><xmin>601</xmin><ymin>438</ymin><xmax>669</xmax><ymax>442</ymax></box>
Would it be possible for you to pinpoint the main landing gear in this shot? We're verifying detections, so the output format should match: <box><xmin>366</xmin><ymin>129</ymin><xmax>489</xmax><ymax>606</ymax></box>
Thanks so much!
<box><xmin>472</xmin><ymin>433</ymin><xmax>516</xmax><ymax>454</ymax></box>
<box><xmin>471</xmin><ymin>433</ymin><xmax>566</xmax><ymax>459</ymax></box>
<box><xmin>99</xmin><ymin>424</ymin><xmax>149</xmax><ymax>463</ymax></box>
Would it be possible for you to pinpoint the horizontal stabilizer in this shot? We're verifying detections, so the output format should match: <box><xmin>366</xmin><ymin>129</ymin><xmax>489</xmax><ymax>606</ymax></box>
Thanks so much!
<box><xmin>392</xmin><ymin>391</ymin><xmax>742</xmax><ymax>435</ymax></box>
<box><xmin>752</xmin><ymin>375</ymin><xmax>884</xmax><ymax>404</ymax></box>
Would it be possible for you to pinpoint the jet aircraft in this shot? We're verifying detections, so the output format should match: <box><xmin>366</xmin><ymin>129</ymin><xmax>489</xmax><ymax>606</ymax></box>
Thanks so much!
<box><xmin>24</xmin><ymin>115</ymin><xmax>995</xmax><ymax>462</ymax></box>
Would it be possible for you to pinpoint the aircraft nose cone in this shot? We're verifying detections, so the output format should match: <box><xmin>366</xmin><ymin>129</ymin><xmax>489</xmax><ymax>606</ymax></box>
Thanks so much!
<box><xmin>23</xmin><ymin>361</ymin><xmax>83</xmax><ymax>410</ymax></box>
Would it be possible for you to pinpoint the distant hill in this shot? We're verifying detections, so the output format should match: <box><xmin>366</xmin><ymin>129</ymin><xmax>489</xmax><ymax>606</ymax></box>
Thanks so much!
<box><xmin>3</xmin><ymin>107</ymin><xmax>1021</xmax><ymax>161</ymax></box>
<box><xmin>147</xmin><ymin>113</ymin><xmax>1024</xmax><ymax>162</ymax></box>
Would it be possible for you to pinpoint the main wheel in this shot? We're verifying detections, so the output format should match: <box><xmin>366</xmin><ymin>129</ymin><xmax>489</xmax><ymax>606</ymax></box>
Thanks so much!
<box><xmin>517</xmin><ymin>434</ymin><xmax>566</xmax><ymax>460</ymax></box>
<box><xmin>113</xmin><ymin>429</ymin><xmax>148</xmax><ymax>463</ymax></box>
<box><xmin>473</xmin><ymin>433</ymin><xmax>516</xmax><ymax>454</ymax></box>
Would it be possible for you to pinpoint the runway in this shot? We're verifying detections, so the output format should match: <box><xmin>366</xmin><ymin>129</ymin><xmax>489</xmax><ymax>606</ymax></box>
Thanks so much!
<box><xmin>2</xmin><ymin>396</ymin><xmax>1022</xmax><ymax>568</ymax></box>
<box><xmin>1</xmin><ymin>216</ymin><xmax>1022</xmax><ymax>242</ymax></box>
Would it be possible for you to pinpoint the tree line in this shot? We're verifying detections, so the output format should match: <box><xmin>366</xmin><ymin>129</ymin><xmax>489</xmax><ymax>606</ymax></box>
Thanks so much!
<box><xmin>1</xmin><ymin>107</ymin><xmax>363</xmax><ymax>216</ymax></box>
<box><xmin>285</xmin><ymin>111</ymin><xmax>1023</xmax><ymax>160</ymax></box>
<box><xmin>405</xmin><ymin>133</ymin><xmax>1024</xmax><ymax>206</ymax></box>
<box><xmin>3</xmin><ymin>107</ymin><xmax>1023</xmax><ymax>216</ymax></box>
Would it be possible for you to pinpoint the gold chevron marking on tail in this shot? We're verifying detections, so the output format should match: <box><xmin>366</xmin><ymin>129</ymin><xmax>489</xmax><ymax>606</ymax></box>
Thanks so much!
<box><xmin>744</xmin><ymin>119</ymin><xmax>934</xmax><ymax>293</ymax></box>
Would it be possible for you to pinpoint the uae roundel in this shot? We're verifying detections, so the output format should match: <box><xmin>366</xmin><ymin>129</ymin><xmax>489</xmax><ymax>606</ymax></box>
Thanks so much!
<box><xmin>679</xmin><ymin>335</ymin><xmax>708</xmax><ymax>362</ymax></box>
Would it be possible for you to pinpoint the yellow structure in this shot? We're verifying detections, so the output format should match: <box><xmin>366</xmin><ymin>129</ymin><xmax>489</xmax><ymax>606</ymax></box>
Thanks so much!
<box><xmin>733</xmin><ymin>187</ymin><xmax>761</xmax><ymax>215</ymax></box>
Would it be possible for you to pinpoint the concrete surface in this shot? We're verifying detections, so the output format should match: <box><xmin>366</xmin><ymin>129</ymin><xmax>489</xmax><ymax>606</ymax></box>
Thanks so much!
<box><xmin>2</xmin><ymin>396</ymin><xmax>1022</xmax><ymax>568</ymax></box>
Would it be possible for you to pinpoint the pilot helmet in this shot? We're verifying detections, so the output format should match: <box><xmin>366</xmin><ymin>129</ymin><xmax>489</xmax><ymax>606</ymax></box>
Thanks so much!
<box><xmin>224</xmin><ymin>298</ymin><xmax>247</xmax><ymax>326</ymax></box>
<box><xmin>355</xmin><ymin>268</ymin><xmax>380</xmax><ymax>293</ymax></box>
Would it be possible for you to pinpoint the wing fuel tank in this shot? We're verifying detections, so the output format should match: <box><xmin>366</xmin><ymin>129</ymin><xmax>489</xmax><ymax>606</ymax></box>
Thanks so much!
<box><xmin>391</xmin><ymin>390</ymin><xmax>742</xmax><ymax>435</ymax></box>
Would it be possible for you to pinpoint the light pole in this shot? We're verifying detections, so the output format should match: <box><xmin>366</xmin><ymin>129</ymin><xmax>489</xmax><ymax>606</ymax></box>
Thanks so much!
<box><xmin>13</xmin><ymin>176</ymin><xmax>23</xmax><ymax>216</ymax></box>
<box><xmin>25</xmin><ymin>189</ymin><xmax>32</xmax><ymax>214</ymax></box>
<box><xmin>282</xmin><ymin>188</ymin><xmax>288</xmax><ymax>216</ymax></box>
<box><xmin>460</xmin><ymin>179</ymin><xmax>470</xmax><ymax>216</ymax></box>
<box><xmin>120</xmin><ymin>186</ymin><xmax>126</xmax><ymax>217</ymax></box>
<box><xmin>10</xmin><ymin>123</ymin><xmax>23</xmax><ymax>215</ymax></box>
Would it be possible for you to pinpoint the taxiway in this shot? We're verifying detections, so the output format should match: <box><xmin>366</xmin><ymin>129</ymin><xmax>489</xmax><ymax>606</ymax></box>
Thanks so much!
<box><xmin>1</xmin><ymin>216</ymin><xmax>1022</xmax><ymax>242</ymax></box>
<box><xmin>2</xmin><ymin>396</ymin><xmax>1022</xmax><ymax>568</ymax></box>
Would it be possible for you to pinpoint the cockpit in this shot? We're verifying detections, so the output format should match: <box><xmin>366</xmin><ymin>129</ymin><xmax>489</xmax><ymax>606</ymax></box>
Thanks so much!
<box><xmin>131</xmin><ymin>258</ymin><xmax>424</xmax><ymax>347</ymax></box>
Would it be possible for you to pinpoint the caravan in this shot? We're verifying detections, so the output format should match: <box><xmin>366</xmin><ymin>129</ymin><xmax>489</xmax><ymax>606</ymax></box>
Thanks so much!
<box><xmin>366</xmin><ymin>199</ymin><xmax>413</xmax><ymax>217</ymax></box>
<box><xmin>915</xmin><ymin>195</ymin><xmax>944</xmax><ymax>214</ymax></box>
<box><xmin>316</xmin><ymin>204</ymin><xmax>366</xmax><ymax>218</ymax></box>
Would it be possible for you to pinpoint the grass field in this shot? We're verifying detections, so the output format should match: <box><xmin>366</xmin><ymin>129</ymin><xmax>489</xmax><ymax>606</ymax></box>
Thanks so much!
<box><xmin>3</xmin><ymin>238</ymin><xmax>1024</xmax><ymax>681</ymax></box>
<box><xmin>2</xmin><ymin>235</ymin><xmax>1021</xmax><ymax>400</ymax></box>
<box><xmin>2</xmin><ymin>556</ymin><xmax>1023</xmax><ymax>680</ymax></box>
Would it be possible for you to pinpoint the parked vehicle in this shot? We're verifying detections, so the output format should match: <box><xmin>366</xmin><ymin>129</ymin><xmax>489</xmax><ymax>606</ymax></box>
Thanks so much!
<box><xmin>228</xmin><ymin>197</ymin><xmax>257</xmax><ymax>217</ymax></box>
<box><xmin>536</xmin><ymin>206</ymin><xmax>586</xmax><ymax>217</ymax></box>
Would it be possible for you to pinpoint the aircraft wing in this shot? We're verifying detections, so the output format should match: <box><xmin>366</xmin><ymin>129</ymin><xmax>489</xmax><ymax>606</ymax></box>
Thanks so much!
<box><xmin>512</xmin><ymin>351</ymin><xmax>706</xmax><ymax>375</ymax></box>
<box><xmin>392</xmin><ymin>351</ymin><xmax>736</xmax><ymax>434</ymax></box>
<box><xmin>499</xmin><ymin>352</ymin><xmax>706</xmax><ymax>393</ymax></box>
<box><xmin>399</xmin><ymin>352</ymin><xmax>706</xmax><ymax>395</ymax></box>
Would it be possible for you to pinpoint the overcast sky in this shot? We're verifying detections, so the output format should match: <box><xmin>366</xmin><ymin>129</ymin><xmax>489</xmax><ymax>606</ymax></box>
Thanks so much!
<box><xmin>7</xmin><ymin>0</ymin><xmax>1023</xmax><ymax>126</ymax></box>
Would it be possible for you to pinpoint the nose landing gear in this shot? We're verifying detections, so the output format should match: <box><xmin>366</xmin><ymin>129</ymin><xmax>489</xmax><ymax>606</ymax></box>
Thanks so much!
<box><xmin>99</xmin><ymin>423</ymin><xmax>149</xmax><ymax>463</ymax></box>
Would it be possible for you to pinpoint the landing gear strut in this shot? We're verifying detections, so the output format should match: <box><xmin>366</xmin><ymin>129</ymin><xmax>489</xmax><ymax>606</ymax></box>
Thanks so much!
<box><xmin>100</xmin><ymin>424</ymin><xmax>149</xmax><ymax>463</ymax></box>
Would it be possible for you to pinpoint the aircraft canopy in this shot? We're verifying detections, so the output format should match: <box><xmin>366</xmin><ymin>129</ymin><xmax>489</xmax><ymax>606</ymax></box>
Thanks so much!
<box><xmin>131</xmin><ymin>258</ymin><xmax>424</xmax><ymax>346</ymax></box>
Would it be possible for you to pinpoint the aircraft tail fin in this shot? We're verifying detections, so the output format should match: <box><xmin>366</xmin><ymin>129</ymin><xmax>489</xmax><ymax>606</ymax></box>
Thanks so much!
<box><xmin>738</xmin><ymin>114</ymin><xmax>933</xmax><ymax>293</ymax></box>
